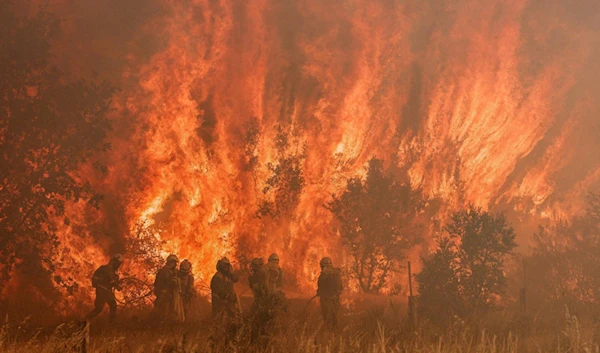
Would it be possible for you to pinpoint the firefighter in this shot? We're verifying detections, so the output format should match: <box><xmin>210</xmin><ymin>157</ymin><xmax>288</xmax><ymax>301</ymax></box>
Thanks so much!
<box><xmin>84</xmin><ymin>254</ymin><xmax>123</xmax><ymax>322</ymax></box>
<box><xmin>210</xmin><ymin>257</ymin><xmax>240</xmax><ymax>343</ymax></box>
<box><xmin>210</xmin><ymin>257</ymin><xmax>239</xmax><ymax>319</ymax></box>
<box><xmin>178</xmin><ymin>259</ymin><xmax>195</xmax><ymax>304</ymax></box>
<box><xmin>266</xmin><ymin>253</ymin><xmax>283</xmax><ymax>293</ymax></box>
<box><xmin>266</xmin><ymin>252</ymin><xmax>286</xmax><ymax>316</ymax></box>
<box><xmin>248</xmin><ymin>257</ymin><xmax>270</xmax><ymax>342</ymax></box>
<box><xmin>154</xmin><ymin>254</ymin><xmax>185</xmax><ymax>323</ymax></box>
<box><xmin>178</xmin><ymin>259</ymin><xmax>196</xmax><ymax>317</ymax></box>
<box><xmin>316</xmin><ymin>257</ymin><xmax>343</xmax><ymax>329</ymax></box>
<box><xmin>248</xmin><ymin>257</ymin><xmax>268</xmax><ymax>310</ymax></box>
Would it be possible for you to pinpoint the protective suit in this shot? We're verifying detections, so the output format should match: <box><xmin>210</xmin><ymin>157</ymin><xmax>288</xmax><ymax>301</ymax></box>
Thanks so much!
<box><xmin>266</xmin><ymin>253</ymin><xmax>284</xmax><ymax>293</ymax></box>
<box><xmin>178</xmin><ymin>259</ymin><xmax>197</xmax><ymax>319</ymax></box>
<box><xmin>248</xmin><ymin>258</ymin><xmax>271</xmax><ymax>343</ymax></box>
<box><xmin>154</xmin><ymin>254</ymin><xmax>185</xmax><ymax>323</ymax></box>
<box><xmin>248</xmin><ymin>258</ymin><xmax>268</xmax><ymax>311</ymax></box>
<box><xmin>84</xmin><ymin>254</ymin><xmax>123</xmax><ymax>322</ymax></box>
<box><xmin>210</xmin><ymin>257</ymin><xmax>240</xmax><ymax>345</ymax></box>
<box><xmin>317</xmin><ymin>257</ymin><xmax>343</xmax><ymax>329</ymax></box>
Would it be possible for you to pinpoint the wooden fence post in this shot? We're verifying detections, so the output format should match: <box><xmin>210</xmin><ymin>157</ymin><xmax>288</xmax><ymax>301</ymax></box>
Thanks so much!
<box><xmin>408</xmin><ymin>261</ymin><xmax>418</xmax><ymax>329</ymax></box>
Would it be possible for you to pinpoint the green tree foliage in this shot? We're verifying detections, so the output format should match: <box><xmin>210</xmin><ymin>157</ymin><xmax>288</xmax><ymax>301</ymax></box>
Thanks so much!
<box><xmin>0</xmin><ymin>4</ymin><xmax>113</xmax><ymax>296</ymax></box>
<box><xmin>326</xmin><ymin>158</ymin><xmax>427</xmax><ymax>293</ymax></box>
<box><xmin>417</xmin><ymin>206</ymin><xmax>517</xmax><ymax>324</ymax></box>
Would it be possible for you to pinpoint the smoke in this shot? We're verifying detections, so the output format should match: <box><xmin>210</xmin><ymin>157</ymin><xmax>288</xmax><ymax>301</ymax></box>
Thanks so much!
<box><xmin>10</xmin><ymin>0</ymin><xmax>600</xmax><ymax>310</ymax></box>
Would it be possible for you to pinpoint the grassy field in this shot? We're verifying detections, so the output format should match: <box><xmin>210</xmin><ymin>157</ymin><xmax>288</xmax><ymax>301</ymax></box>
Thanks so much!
<box><xmin>0</xmin><ymin>296</ymin><xmax>598</xmax><ymax>353</ymax></box>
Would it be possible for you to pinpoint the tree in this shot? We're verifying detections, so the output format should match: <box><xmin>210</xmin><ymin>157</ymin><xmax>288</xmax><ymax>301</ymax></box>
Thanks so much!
<box><xmin>526</xmin><ymin>193</ymin><xmax>600</xmax><ymax>317</ymax></box>
<box><xmin>118</xmin><ymin>221</ymin><xmax>166</xmax><ymax>310</ymax></box>
<box><xmin>415</xmin><ymin>237</ymin><xmax>462</xmax><ymax>325</ymax></box>
<box><xmin>257</xmin><ymin>127</ymin><xmax>305</xmax><ymax>218</ymax></box>
<box><xmin>416</xmin><ymin>206</ymin><xmax>517</xmax><ymax>323</ymax></box>
<box><xmin>326</xmin><ymin>158</ymin><xmax>426</xmax><ymax>293</ymax></box>
<box><xmin>0</xmin><ymin>4</ymin><xmax>113</xmax><ymax>298</ymax></box>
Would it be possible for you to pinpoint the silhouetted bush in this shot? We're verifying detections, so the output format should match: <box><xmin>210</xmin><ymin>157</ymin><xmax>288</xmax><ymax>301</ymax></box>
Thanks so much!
<box><xmin>327</xmin><ymin>158</ymin><xmax>428</xmax><ymax>293</ymax></box>
<box><xmin>417</xmin><ymin>206</ymin><xmax>517</xmax><ymax>325</ymax></box>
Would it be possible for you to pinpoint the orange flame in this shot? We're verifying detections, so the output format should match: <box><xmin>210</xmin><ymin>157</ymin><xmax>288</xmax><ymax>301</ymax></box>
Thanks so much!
<box><xmin>17</xmin><ymin>0</ymin><xmax>598</xmax><ymax>305</ymax></box>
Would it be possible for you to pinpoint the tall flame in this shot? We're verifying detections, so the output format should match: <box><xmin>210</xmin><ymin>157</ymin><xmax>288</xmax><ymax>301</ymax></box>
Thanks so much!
<box><xmin>16</xmin><ymin>0</ymin><xmax>600</xmax><ymax>304</ymax></box>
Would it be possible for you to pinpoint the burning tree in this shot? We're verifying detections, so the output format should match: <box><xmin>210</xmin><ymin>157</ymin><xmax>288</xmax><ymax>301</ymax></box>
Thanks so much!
<box><xmin>417</xmin><ymin>206</ymin><xmax>517</xmax><ymax>324</ymax></box>
<box><xmin>326</xmin><ymin>158</ymin><xmax>426</xmax><ymax>293</ymax></box>
<box><xmin>257</xmin><ymin>127</ymin><xmax>306</xmax><ymax>218</ymax></box>
<box><xmin>112</xmin><ymin>221</ymin><xmax>167</xmax><ymax>309</ymax></box>
<box><xmin>0</xmin><ymin>5</ymin><xmax>113</xmax><ymax>297</ymax></box>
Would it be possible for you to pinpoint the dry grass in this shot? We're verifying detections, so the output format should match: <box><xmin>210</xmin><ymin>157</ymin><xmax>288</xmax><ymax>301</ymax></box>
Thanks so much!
<box><xmin>0</xmin><ymin>300</ymin><xmax>598</xmax><ymax>353</ymax></box>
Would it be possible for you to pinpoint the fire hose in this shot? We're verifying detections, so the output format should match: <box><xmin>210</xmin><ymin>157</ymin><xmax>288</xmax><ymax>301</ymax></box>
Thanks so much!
<box><xmin>113</xmin><ymin>277</ymin><xmax>155</xmax><ymax>306</ymax></box>
<box><xmin>296</xmin><ymin>294</ymin><xmax>318</xmax><ymax>319</ymax></box>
